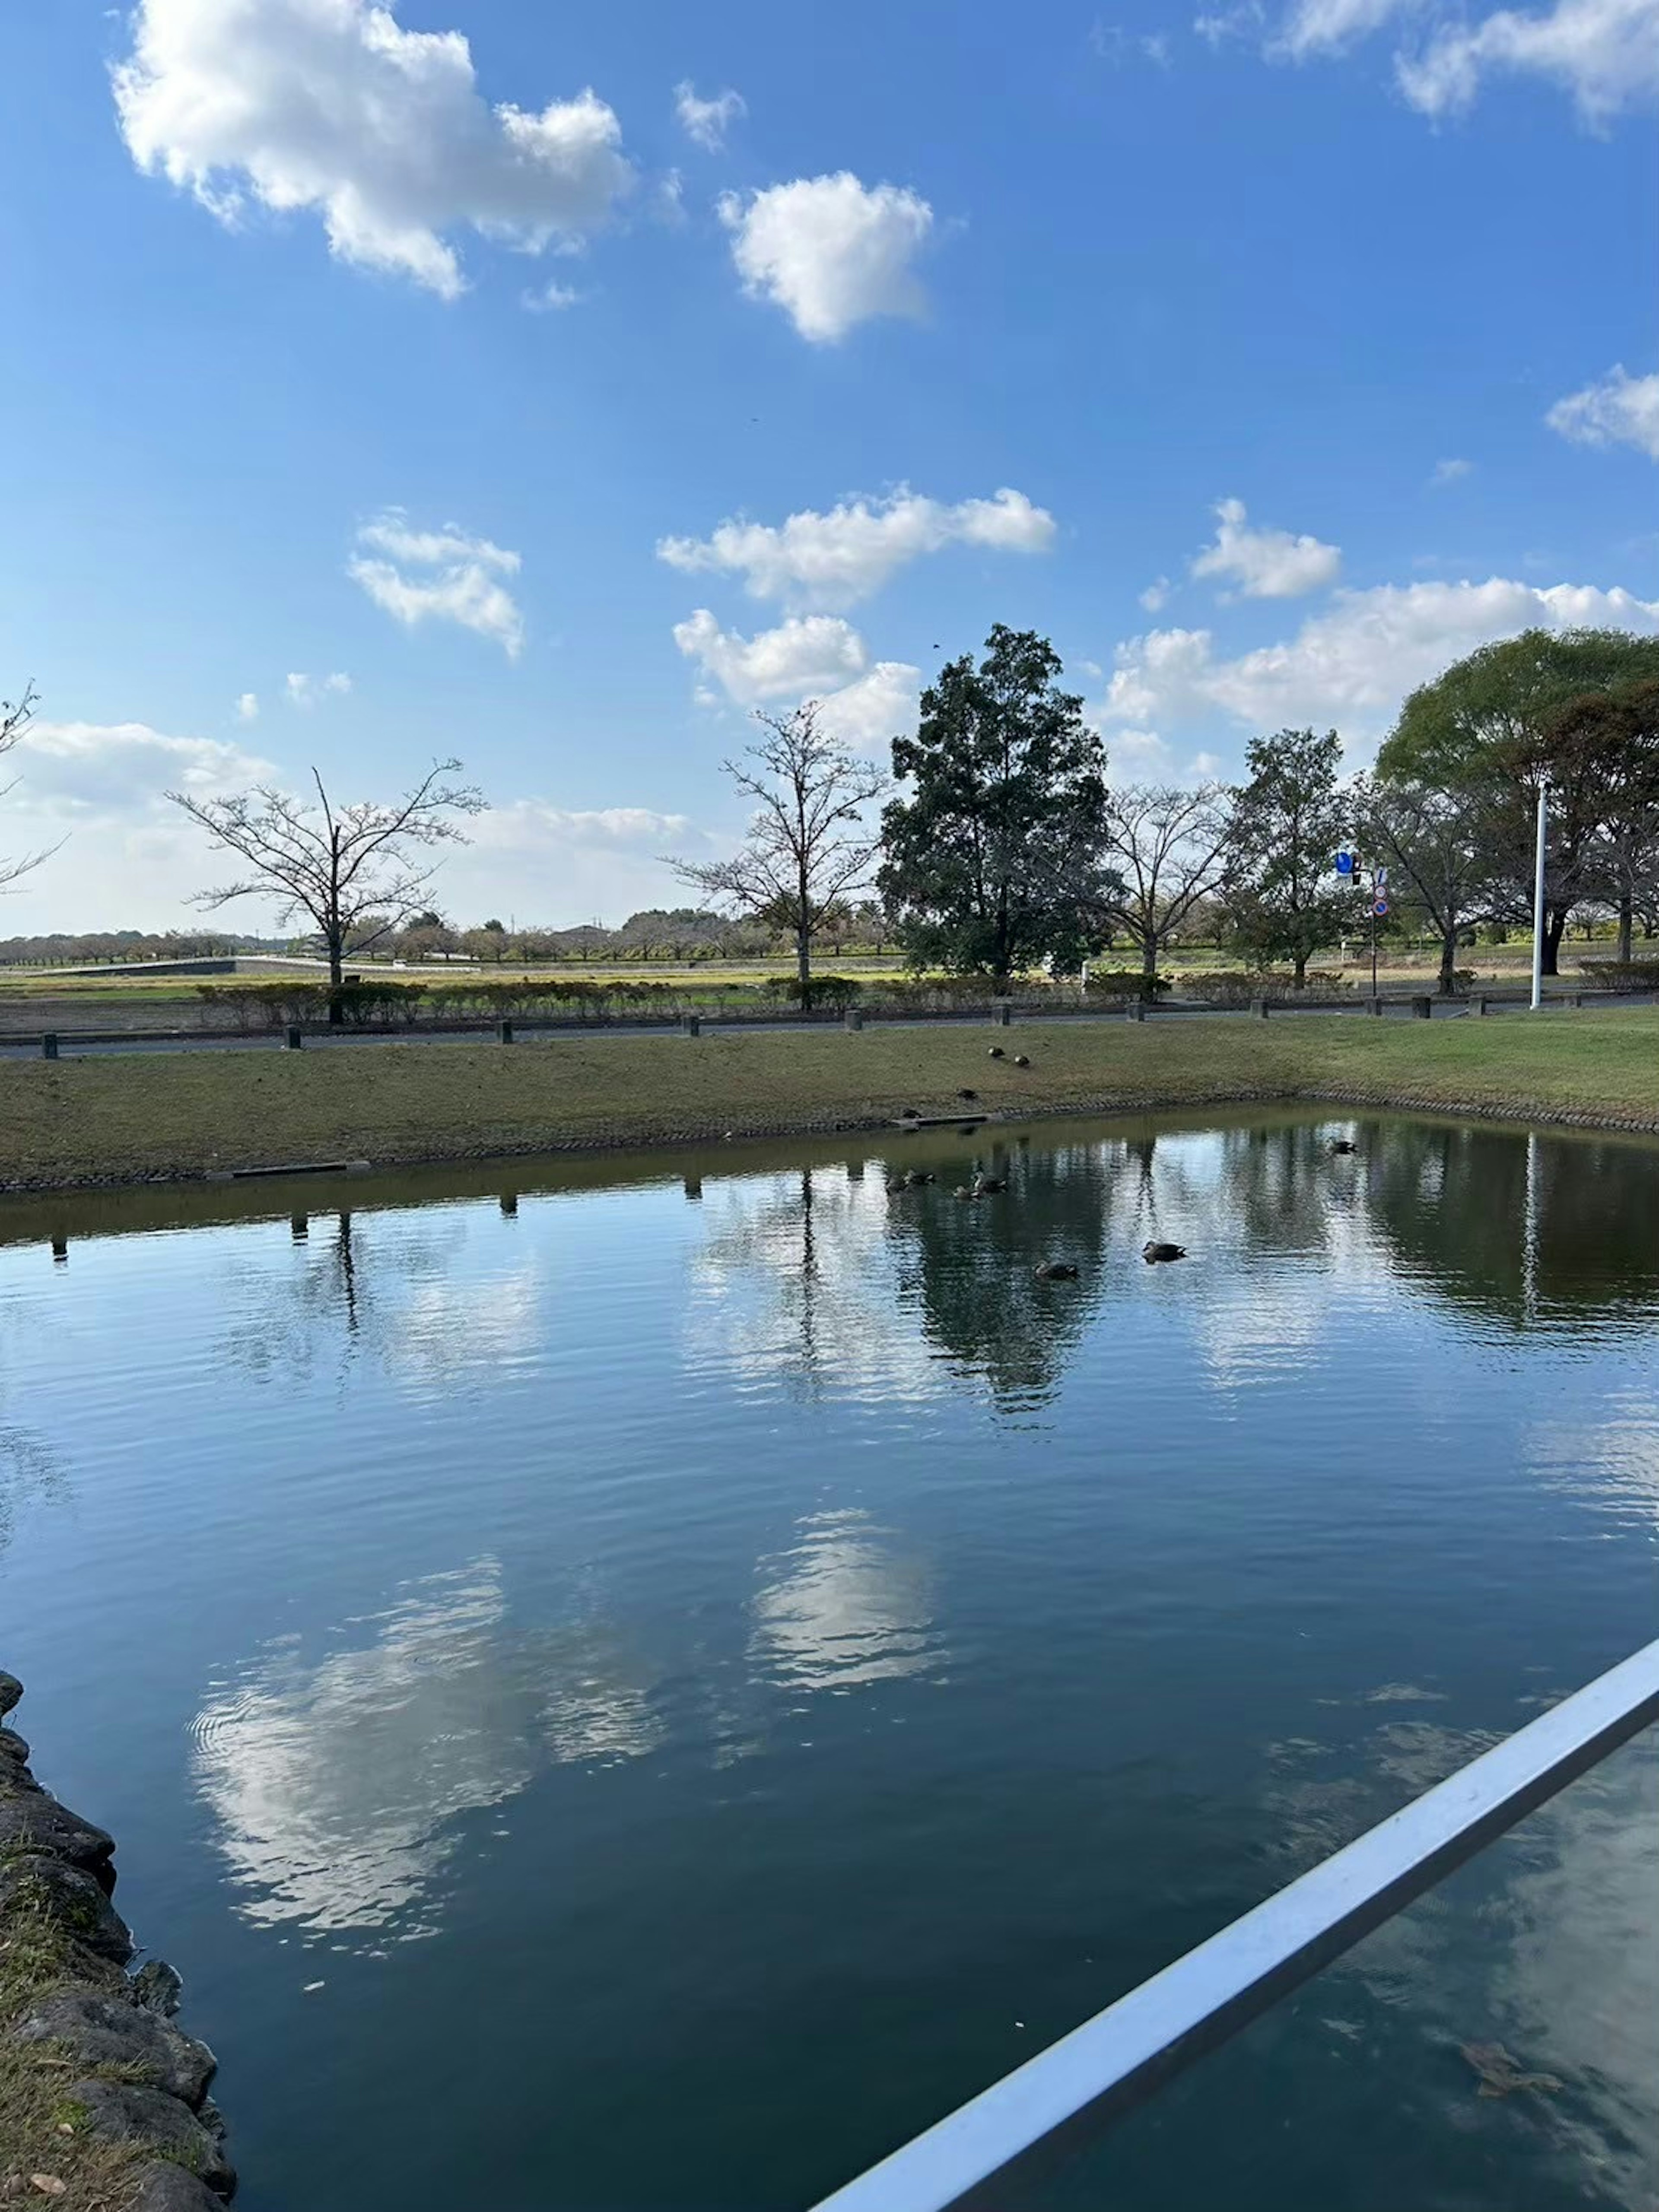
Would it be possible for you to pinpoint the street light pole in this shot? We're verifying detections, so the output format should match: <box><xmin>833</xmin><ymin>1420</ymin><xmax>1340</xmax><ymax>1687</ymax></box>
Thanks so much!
<box><xmin>1530</xmin><ymin>781</ymin><xmax>1548</xmax><ymax>1011</ymax></box>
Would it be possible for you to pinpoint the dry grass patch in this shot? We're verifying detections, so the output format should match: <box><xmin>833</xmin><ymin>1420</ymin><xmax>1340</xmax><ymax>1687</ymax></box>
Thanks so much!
<box><xmin>1</xmin><ymin>1011</ymin><xmax>1657</xmax><ymax>1190</ymax></box>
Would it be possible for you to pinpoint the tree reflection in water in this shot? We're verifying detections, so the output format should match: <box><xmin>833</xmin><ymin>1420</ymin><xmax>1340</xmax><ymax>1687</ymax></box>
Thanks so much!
<box><xmin>690</xmin><ymin>1117</ymin><xmax>1659</xmax><ymax>1418</ymax></box>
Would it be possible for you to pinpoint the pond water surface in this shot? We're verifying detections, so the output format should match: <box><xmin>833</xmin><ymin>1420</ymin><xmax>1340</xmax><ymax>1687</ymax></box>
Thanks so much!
<box><xmin>1</xmin><ymin>1107</ymin><xmax>1656</xmax><ymax>2212</ymax></box>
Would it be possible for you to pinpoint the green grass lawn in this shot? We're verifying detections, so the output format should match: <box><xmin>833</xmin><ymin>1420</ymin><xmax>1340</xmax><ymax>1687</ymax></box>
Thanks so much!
<box><xmin>2</xmin><ymin>1009</ymin><xmax>1657</xmax><ymax>1189</ymax></box>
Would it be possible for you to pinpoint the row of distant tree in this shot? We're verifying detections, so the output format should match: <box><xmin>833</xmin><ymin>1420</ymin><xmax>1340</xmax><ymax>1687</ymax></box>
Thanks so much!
<box><xmin>675</xmin><ymin>622</ymin><xmax>1659</xmax><ymax>997</ymax></box>
<box><xmin>6</xmin><ymin>624</ymin><xmax>1659</xmax><ymax>1001</ymax></box>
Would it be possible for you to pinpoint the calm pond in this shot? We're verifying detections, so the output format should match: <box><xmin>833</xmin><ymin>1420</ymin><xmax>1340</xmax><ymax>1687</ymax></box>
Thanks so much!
<box><xmin>2</xmin><ymin>1108</ymin><xmax>1656</xmax><ymax>2212</ymax></box>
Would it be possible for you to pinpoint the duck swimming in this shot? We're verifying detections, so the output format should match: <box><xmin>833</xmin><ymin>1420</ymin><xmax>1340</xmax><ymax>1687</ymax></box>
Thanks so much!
<box><xmin>1142</xmin><ymin>1241</ymin><xmax>1185</xmax><ymax>1263</ymax></box>
<box><xmin>1329</xmin><ymin>1139</ymin><xmax>1357</xmax><ymax>1155</ymax></box>
<box><xmin>1033</xmin><ymin>1260</ymin><xmax>1078</xmax><ymax>1281</ymax></box>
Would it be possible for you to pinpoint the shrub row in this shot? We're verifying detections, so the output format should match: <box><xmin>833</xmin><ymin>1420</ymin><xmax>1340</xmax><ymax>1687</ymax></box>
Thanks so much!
<box><xmin>1578</xmin><ymin>961</ymin><xmax>1659</xmax><ymax>993</ymax></box>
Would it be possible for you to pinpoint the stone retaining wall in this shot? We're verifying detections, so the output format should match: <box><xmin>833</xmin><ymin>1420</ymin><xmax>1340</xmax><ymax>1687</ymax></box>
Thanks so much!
<box><xmin>0</xmin><ymin>1671</ymin><xmax>234</xmax><ymax>2208</ymax></box>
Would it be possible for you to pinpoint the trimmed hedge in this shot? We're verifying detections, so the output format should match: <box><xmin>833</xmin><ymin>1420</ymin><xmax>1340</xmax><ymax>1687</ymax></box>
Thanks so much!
<box><xmin>1578</xmin><ymin>961</ymin><xmax>1659</xmax><ymax>993</ymax></box>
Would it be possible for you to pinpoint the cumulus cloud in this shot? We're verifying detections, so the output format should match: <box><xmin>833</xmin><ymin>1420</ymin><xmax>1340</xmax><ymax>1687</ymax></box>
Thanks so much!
<box><xmin>811</xmin><ymin>662</ymin><xmax>922</xmax><ymax>755</ymax></box>
<box><xmin>718</xmin><ymin>173</ymin><xmax>933</xmax><ymax>342</ymax></box>
<box><xmin>349</xmin><ymin>511</ymin><xmax>525</xmax><ymax>656</ymax></box>
<box><xmin>671</xmin><ymin>611</ymin><xmax>916</xmax><ymax>754</ymax></box>
<box><xmin>674</xmin><ymin>80</ymin><xmax>746</xmax><ymax>150</ymax></box>
<box><xmin>1245</xmin><ymin>0</ymin><xmax>1659</xmax><ymax>121</ymax></box>
<box><xmin>1396</xmin><ymin>0</ymin><xmax>1659</xmax><ymax>119</ymax></box>
<box><xmin>1190</xmin><ymin>496</ymin><xmax>1342</xmax><ymax>598</ymax></box>
<box><xmin>234</xmin><ymin>692</ymin><xmax>259</xmax><ymax>722</ymax></box>
<box><xmin>1140</xmin><ymin>576</ymin><xmax>1173</xmax><ymax>613</ymax></box>
<box><xmin>285</xmin><ymin>671</ymin><xmax>352</xmax><ymax>709</ymax></box>
<box><xmin>0</xmin><ymin>717</ymin><xmax>276</xmax><ymax>928</ymax></box>
<box><xmin>112</xmin><ymin>0</ymin><xmax>634</xmax><ymax>298</ymax></box>
<box><xmin>1272</xmin><ymin>0</ymin><xmax>1417</xmax><ymax>56</ymax></box>
<box><xmin>444</xmin><ymin>800</ymin><xmax>697</xmax><ymax>919</ymax></box>
<box><xmin>18</xmin><ymin>720</ymin><xmax>267</xmax><ymax>812</ymax></box>
<box><xmin>672</xmin><ymin>608</ymin><xmax>869</xmax><ymax>703</ymax></box>
<box><xmin>471</xmin><ymin>801</ymin><xmax>692</xmax><ymax>848</ymax></box>
<box><xmin>1101</xmin><ymin>574</ymin><xmax>1659</xmax><ymax>744</ymax></box>
<box><xmin>1547</xmin><ymin>365</ymin><xmax>1659</xmax><ymax>459</ymax></box>
<box><xmin>521</xmin><ymin>279</ymin><xmax>582</xmax><ymax>313</ymax></box>
<box><xmin>658</xmin><ymin>487</ymin><xmax>1055</xmax><ymax>611</ymax></box>
<box><xmin>1430</xmin><ymin>456</ymin><xmax>1474</xmax><ymax>485</ymax></box>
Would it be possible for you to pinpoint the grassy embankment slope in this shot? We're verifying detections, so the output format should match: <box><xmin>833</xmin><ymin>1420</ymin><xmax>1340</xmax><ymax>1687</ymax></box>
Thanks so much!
<box><xmin>2</xmin><ymin>1012</ymin><xmax>1658</xmax><ymax>1189</ymax></box>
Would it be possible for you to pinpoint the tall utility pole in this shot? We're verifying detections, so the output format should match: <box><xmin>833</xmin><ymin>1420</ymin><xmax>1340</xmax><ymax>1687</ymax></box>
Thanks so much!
<box><xmin>1530</xmin><ymin>782</ymin><xmax>1548</xmax><ymax>1011</ymax></box>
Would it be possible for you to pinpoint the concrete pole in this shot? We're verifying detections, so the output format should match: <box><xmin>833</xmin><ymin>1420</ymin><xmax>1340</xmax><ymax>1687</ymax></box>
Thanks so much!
<box><xmin>1531</xmin><ymin>782</ymin><xmax>1548</xmax><ymax>1011</ymax></box>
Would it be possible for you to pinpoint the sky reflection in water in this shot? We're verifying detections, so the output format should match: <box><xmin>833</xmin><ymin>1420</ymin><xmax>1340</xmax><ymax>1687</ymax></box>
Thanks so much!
<box><xmin>0</xmin><ymin>1108</ymin><xmax>1654</xmax><ymax>2212</ymax></box>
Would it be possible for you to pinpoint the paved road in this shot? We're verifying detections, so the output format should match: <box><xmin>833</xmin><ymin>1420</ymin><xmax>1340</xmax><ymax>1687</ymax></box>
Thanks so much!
<box><xmin>0</xmin><ymin>994</ymin><xmax>1636</xmax><ymax>1061</ymax></box>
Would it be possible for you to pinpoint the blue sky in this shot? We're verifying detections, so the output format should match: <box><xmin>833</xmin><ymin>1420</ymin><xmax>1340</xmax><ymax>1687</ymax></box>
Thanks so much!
<box><xmin>1</xmin><ymin>0</ymin><xmax>1656</xmax><ymax>930</ymax></box>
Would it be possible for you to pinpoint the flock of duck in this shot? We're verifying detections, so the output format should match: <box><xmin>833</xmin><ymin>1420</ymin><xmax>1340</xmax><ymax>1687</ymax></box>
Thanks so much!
<box><xmin>887</xmin><ymin>1052</ymin><xmax>1363</xmax><ymax>1286</ymax></box>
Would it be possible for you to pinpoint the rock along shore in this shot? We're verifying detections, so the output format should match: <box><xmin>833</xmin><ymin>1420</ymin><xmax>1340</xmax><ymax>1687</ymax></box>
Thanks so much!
<box><xmin>0</xmin><ymin>1671</ymin><xmax>233</xmax><ymax>2209</ymax></box>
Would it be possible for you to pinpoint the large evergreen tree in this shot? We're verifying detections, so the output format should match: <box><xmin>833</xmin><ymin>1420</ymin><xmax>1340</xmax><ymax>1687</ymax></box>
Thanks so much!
<box><xmin>877</xmin><ymin>626</ymin><xmax>1110</xmax><ymax>984</ymax></box>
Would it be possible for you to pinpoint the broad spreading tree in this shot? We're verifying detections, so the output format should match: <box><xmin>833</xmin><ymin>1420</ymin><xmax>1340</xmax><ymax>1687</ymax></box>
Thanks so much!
<box><xmin>670</xmin><ymin>704</ymin><xmax>887</xmax><ymax>1004</ymax></box>
<box><xmin>877</xmin><ymin>626</ymin><xmax>1111</xmax><ymax>984</ymax></box>
<box><xmin>1376</xmin><ymin>628</ymin><xmax>1659</xmax><ymax>975</ymax></box>
<box><xmin>1551</xmin><ymin>679</ymin><xmax>1659</xmax><ymax>964</ymax></box>
<box><xmin>1095</xmin><ymin>782</ymin><xmax>1233</xmax><ymax>978</ymax></box>
<box><xmin>168</xmin><ymin>761</ymin><xmax>484</xmax><ymax>1015</ymax></box>
<box><xmin>1227</xmin><ymin>728</ymin><xmax>1364</xmax><ymax>986</ymax></box>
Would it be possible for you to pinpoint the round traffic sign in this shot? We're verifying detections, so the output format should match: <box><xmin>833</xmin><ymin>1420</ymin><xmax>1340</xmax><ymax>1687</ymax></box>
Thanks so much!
<box><xmin>1335</xmin><ymin>851</ymin><xmax>1355</xmax><ymax>875</ymax></box>
<box><xmin>1373</xmin><ymin>898</ymin><xmax>1389</xmax><ymax>917</ymax></box>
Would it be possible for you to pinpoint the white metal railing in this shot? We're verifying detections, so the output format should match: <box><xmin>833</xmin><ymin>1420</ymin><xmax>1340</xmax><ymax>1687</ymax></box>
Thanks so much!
<box><xmin>810</xmin><ymin>1638</ymin><xmax>1659</xmax><ymax>2212</ymax></box>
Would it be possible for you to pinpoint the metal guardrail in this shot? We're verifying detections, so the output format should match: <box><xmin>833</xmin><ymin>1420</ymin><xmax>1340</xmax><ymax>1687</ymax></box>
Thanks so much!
<box><xmin>810</xmin><ymin>1638</ymin><xmax>1659</xmax><ymax>2212</ymax></box>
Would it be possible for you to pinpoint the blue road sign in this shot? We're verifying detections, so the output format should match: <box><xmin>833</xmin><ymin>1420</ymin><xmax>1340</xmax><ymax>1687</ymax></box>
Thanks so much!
<box><xmin>1335</xmin><ymin>851</ymin><xmax>1355</xmax><ymax>875</ymax></box>
<box><xmin>1374</xmin><ymin>898</ymin><xmax>1389</xmax><ymax>917</ymax></box>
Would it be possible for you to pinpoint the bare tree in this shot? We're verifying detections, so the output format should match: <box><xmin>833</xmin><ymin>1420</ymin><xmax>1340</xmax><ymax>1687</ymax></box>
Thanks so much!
<box><xmin>670</xmin><ymin>705</ymin><xmax>887</xmax><ymax>1003</ymax></box>
<box><xmin>1355</xmin><ymin>774</ymin><xmax>1505</xmax><ymax>993</ymax></box>
<box><xmin>0</xmin><ymin>682</ymin><xmax>62</xmax><ymax>892</ymax></box>
<box><xmin>1095</xmin><ymin>783</ymin><xmax>1232</xmax><ymax>977</ymax></box>
<box><xmin>168</xmin><ymin>760</ymin><xmax>484</xmax><ymax>1017</ymax></box>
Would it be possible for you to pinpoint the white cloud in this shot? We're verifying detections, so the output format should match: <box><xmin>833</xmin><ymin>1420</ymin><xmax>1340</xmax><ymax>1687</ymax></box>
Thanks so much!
<box><xmin>1250</xmin><ymin>0</ymin><xmax>1659</xmax><ymax>120</ymax></box>
<box><xmin>1090</xmin><ymin>22</ymin><xmax>1178</xmax><ymax>61</ymax></box>
<box><xmin>654</xmin><ymin>169</ymin><xmax>687</xmax><ymax>226</ymax></box>
<box><xmin>1190</xmin><ymin>496</ymin><xmax>1342</xmax><ymax>598</ymax></box>
<box><xmin>18</xmin><ymin>719</ymin><xmax>268</xmax><ymax>812</ymax></box>
<box><xmin>234</xmin><ymin>692</ymin><xmax>259</xmax><ymax>722</ymax></box>
<box><xmin>445</xmin><ymin>800</ymin><xmax>697</xmax><ymax>920</ymax></box>
<box><xmin>674</xmin><ymin>80</ymin><xmax>746</xmax><ymax>151</ymax></box>
<box><xmin>1273</xmin><ymin>0</ymin><xmax>1417</xmax><ymax>57</ymax></box>
<box><xmin>521</xmin><ymin>279</ymin><xmax>582</xmax><ymax>313</ymax></box>
<box><xmin>1140</xmin><ymin>576</ymin><xmax>1173</xmax><ymax>612</ymax></box>
<box><xmin>112</xmin><ymin>0</ymin><xmax>634</xmax><ymax>299</ymax></box>
<box><xmin>1102</xmin><ymin>574</ymin><xmax>1659</xmax><ymax>744</ymax></box>
<box><xmin>285</xmin><ymin>671</ymin><xmax>352</xmax><ymax>709</ymax></box>
<box><xmin>718</xmin><ymin>173</ymin><xmax>933</xmax><ymax>343</ymax></box>
<box><xmin>658</xmin><ymin>486</ymin><xmax>1055</xmax><ymax>611</ymax></box>
<box><xmin>0</xmin><ymin>718</ymin><xmax>276</xmax><ymax>930</ymax></box>
<box><xmin>1547</xmin><ymin>365</ymin><xmax>1659</xmax><ymax>459</ymax></box>
<box><xmin>1430</xmin><ymin>456</ymin><xmax>1474</xmax><ymax>485</ymax></box>
<box><xmin>1397</xmin><ymin>0</ymin><xmax>1659</xmax><ymax>119</ymax></box>
<box><xmin>671</xmin><ymin>611</ymin><xmax>915</xmax><ymax>754</ymax></box>
<box><xmin>812</xmin><ymin>662</ymin><xmax>922</xmax><ymax>755</ymax></box>
<box><xmin>1195</xmin><ymin>2</ymin><xmax>1270</xmax><ymax>44</ymax></box>
<box><xmin>672</xmin><ymin>608</ymin><xmax>869</xmax><ymax>703</ymax></box>
<box><xmin>355</xmin><ymin>515</ymin><xmax>520</xmax><ymax>571</ymax></box>
<box><xmin>472</xmin><ymin>802</ymin><xmax>691</xmax><ymax>848</ymax></box>
<box><xmin>350</xmin><ymin>511</ymin><xmax>525</xmax><ymax>657</ymax></box>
